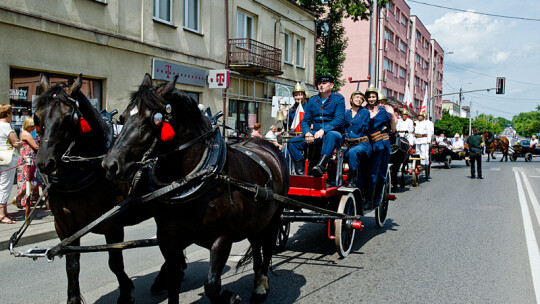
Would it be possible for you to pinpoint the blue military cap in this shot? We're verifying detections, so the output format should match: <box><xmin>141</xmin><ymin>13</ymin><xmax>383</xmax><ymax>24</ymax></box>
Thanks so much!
<box><xmin>316</xmin><ymin>75</ymin><xmax>334</xmax><ymax>83</ymax></box>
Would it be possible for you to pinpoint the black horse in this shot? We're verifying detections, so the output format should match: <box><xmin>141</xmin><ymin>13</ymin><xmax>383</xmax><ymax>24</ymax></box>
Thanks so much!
<box><xmin>102</xmin><ymin>74</ymin><xmax>289</xmax><ymax>304</ymax></box>
<box><xmin>34</xmin><ymin>74</ymin><xmax>169</xmax><ymax>304</ymax></box>
<box><xmin>390</xmin><ymin>134</ymin><xmax>410</xmax><ymax>191</ymax></box>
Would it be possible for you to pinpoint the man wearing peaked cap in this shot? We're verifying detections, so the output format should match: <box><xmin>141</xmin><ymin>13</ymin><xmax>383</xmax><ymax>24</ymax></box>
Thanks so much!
<box><xmin>287</xmin><ymin>74</ymin><xmax>345</xmax><ymax>177</ymax></box>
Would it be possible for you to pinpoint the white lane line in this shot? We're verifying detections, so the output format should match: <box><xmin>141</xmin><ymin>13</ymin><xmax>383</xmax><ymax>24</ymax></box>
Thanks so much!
<box><xmin>514</xmin><ymin>171</ymin><xmax>540</xmax><ymax>304</ymax></box>
<box><xmin>490</xmin><ymin>168</ymin><xmax>501</xmax><ymax>171</ymax></box>
<box><xmin>530</xmin><ymin>176</ymin><xmax>540</xmax><ymax>178</ymax></box>
<box><xmin>520</xmin><ymin>171</ymin><xmax>540</xmax><ymax>234</ymax></box>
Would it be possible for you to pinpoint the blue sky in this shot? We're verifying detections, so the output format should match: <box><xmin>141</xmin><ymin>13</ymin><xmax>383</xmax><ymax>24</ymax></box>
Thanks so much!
<box><xmin>406</xmin><ymin>0</ymin><xmax>540</xmax><ymax>120</ymax></box>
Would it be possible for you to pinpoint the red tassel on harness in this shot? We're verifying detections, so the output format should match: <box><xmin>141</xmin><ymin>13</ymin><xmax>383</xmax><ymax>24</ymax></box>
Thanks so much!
<box><xmin>78</xmin><ymin>117</ymin><xmax>92</xmax><ymax>133</ymax></box>
<box><xmin>160</xmin><ymin>122</ymin><xmax>175</xmax><ymax>141</ymax></box>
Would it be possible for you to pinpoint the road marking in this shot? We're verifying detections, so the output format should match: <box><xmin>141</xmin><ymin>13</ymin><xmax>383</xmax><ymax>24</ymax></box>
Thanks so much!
<box><xmin>514</xmin><ymin>171</ymin><xmax>540</xmax><ymax>304</ymax></box>
<box><xmin>490</xmin><ymin>168</ymin><xmax>501</xmax><ymax>171</ymax></box>
<box><xmin>537</xmin><ymin>168</ymin><xmax>540</xmax><ymax>173</ymax></box>
<box><xmin>530</xmin><ymin>176</ymin><xmax>540</xmax><ymax>178</ymax></box>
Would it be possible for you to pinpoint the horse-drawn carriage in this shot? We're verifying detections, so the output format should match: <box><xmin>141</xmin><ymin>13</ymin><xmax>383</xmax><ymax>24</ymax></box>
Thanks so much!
<box><xmin>279</xmin><ymin>143</ymin><xmax>395</xmax><ymax>257</ymax></box>
<box><xmin>431</xmin><ymin>143</ymin><xmax>468</xmax><ymax>169</ymax></box>
<box><xmin>10</xmin><ymin>74</ymin><xmax>396</xmax><ymax>304</ymax></box>
<box><xmin>509</xmin><ymin>143</ymin><xmax>540</xmax><ymax>162</ymax></box>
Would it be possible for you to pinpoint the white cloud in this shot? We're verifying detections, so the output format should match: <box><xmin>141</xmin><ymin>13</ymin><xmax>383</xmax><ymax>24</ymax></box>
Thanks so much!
<box><xmin>427</xmin><ymin>10</ymin><xmax>510</xmax><ymax>65</ymax></box>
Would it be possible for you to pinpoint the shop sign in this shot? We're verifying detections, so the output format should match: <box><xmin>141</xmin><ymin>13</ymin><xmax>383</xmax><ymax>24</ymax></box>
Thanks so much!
<box><xmin>208</xmin><ymin>70</ymin><xmax>230</xmax><ymax>89</ymax></box>
<box><xmin>152</xmin><ymin>59</ymin><xmax>206</xmax><ymax>87</ymax></box>
<box><xmin>9</xmin><ymin>89</ymin><xmax>28</xmax><ymax>100</ymax></box>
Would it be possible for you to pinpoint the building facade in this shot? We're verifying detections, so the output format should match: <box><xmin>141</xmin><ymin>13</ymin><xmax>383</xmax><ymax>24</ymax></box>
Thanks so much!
<box><xmin>1</xmin><ymin>0</ymin><xmax>315</xmax><ymax>135</ymax></box>
<box><xmin>342</xmin><ymin>0</ymin><xmax>446</xmax><ymax>119</ymax></box>
<box><xmin>442</xmin><ymin>100</ymin><xmax>460</xmax><ymax>116</ymax></box>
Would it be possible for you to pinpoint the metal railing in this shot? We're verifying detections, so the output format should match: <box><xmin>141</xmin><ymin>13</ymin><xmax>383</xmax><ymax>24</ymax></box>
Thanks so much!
<box><xmin>228</xmin><ymin>38</ymin><xmax>282</xmax><ymax>72</ymax></box>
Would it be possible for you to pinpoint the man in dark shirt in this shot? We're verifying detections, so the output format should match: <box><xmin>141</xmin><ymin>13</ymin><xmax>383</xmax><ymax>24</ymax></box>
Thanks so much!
<box><xmin>467</xmin><ymin>127</ymin><xmax>483</xmax><ymax>179</ymax></box>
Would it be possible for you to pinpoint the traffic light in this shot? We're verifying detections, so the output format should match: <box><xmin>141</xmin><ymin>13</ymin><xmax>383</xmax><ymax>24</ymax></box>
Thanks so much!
<box><xmin>496</xmin><ymin>77</ymin><xmax>505</xmax><ymax>94</ymax></box>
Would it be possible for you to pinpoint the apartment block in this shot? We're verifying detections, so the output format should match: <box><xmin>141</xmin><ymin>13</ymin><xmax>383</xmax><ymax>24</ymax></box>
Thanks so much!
<box><xmin>342</xmin><ymin>0</ymin><xmax>446</xmax><ymax>119</ymax></box>
<box><xmin>1</xmin><ymin>0</ymin><xmax>315</xmax><ymax>134</ymax></box>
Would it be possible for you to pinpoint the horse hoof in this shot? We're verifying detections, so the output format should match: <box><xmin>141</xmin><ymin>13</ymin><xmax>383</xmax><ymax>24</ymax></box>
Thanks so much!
<box><xmin>250</xmin><ymin>292</ymin><xmax>268</xmax><ymax>304</ymax></box>
<box><xmin>221</xmin><ymin>290</ymin><xmax>241</xmax><ymax>304</ymax></box>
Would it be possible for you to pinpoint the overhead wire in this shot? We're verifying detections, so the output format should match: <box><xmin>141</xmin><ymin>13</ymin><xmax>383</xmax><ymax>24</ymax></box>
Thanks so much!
<box><xmin>407</xmin><ymin>0</ymin><xmax>540</xmax><ymax>22</ymax></box>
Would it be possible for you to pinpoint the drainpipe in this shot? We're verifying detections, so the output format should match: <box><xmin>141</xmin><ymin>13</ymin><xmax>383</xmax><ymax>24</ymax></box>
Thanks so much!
<box><xmin>224</xmin><ymin>0</ymin><xmax>230</xmax><ymax>136</ymax></box>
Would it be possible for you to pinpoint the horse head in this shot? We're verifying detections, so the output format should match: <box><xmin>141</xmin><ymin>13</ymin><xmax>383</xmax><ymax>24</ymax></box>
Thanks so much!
<box><xmin>102</xmin><ymin>73</ymin><xmax>211</xmax><ymax>182</ymax></box>
<box><xmin>35</xmin><ymin>73</ymin><xmax>109</xmax><ymax>175</ymax></box>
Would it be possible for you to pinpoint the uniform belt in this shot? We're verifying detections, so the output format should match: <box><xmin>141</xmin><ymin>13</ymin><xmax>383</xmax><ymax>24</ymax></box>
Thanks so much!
<box><xmin>371</xmin><ymin>131</ymin><xmax>389</xmax><ymax>142</ymax></box>
<box><xmin>415</xmin><ymin>134</ymin><xmax>427</xmax><ymax>138</ymax></box>
<box><xmin>344</xmin><ymin>136</ymin><xmax>369</xmax><ymax>147</ymax></box>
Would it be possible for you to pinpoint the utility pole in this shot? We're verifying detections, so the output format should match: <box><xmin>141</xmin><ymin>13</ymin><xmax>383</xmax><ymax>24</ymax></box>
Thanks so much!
<box><xmin>458</xmin><ymin>87</ymin><xmax>462</xmax><ymax>107</ymax></box>
<box><xmin>469</xmin><ymin>99</ymin><xmax>472</xmax><ymax>136</ymax></box>
<box><xmin>368</xmin><ymin>0</ymin><xmax>378</xmax><ymax>88</ymax></box>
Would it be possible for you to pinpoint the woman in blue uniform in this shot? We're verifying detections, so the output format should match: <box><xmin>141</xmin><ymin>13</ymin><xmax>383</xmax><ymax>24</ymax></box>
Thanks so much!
<box><xmin>364</xmin><ymin>87</ymin><xmax>396</xmax><ymax>209</ymax></box>
<box><xmin>343</xmin><ymin>91</ymin><xmax>371</xmax><ymax>190</ymax></box>
<box><xmin>286</xmin><ymin>82</ymin><xmax>308</xmax><ymax>135</ymax></box>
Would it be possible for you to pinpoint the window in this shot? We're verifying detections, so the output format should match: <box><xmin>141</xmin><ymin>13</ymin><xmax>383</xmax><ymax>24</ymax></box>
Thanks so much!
<box><xmin>414</xmin><ymin>76</ymin><xmax>419</xmax><ymax>86</ymax></box>
<box><xmin>399</xmin><ymin>67</ymin><xmax>406</xmax><ymax>78</ymax></box>
<box><xmin>296</xmin><ymin>37</ymin><xmax>304</xmax><ymax>67</ymax></box>
<box><xmin>400</xmin><ymin>41</ymin><xmax>407</xmax><ymax>52</ymax></box>
<box><xmin>383</xmin><ymin>58</ymin><xmax>392</xmax><ymax>72</ymax></box>
<box><xmin>424</xmin><ymin>40</ymin><xmax>429</xmax><ymax>49</ymax></box>
<box><xmin>183</xmin><ymin>0</ymin><xmax>199</xmax><ymax>32</ymax></box>
<box><xmin>384</xmin><ymin>28</ymin><xmax>394</xmax><ymax>43</ymax></box>
<box><xmin>284</xmin><ymin>33</ymin><xmax>291</xmax><ymax>64</ymax></box>
<box><xmin>236</xmin><ymin>11</ymin><xmax>253</xmax><ymax>39</ymax></box>
<box><xmin>423</xmin><ymin>61</ymin><xmax>428</xmax><ymax>69</ymax></box>
<box><xmin>382</xmin><ymin>88</ymin><xmax>389</xmax><ymax>96</ymax></box>
<box><xmin>401</xmin><ymin>15</ymin><xmax>407</xmax><ymax>26</ymax></box>
<box><xmin>153</xmin><ymin>0</ymin><xmax>172</xmax><ymax>24</ymax></box>
<box><xmin>415</xmin><ymin>53</ymin><xmax>420</xmax><ymax>63</ymax></box>
<box><xmin>386</xmin><ymin>1</ymin><xmax>394</xmax><ymax>13</ymax></box>
<box><xmin>394</xmin><ymin>64</ymin><xmax>398</xmax><ymax>77</ymax></box>
<box><xmin>416</xmin><ymin>31</ymin><xmax>421</xmax><ymax>41</ymax></box>
<box><xmin>396</xmin><ymin>9</ymin><xmax>400</xmax><ymax>21</ymax></box>
<box><xmin>399</xmin><ymin>93</ymin><xmax>404</xmax><ymax>101</ymax></box>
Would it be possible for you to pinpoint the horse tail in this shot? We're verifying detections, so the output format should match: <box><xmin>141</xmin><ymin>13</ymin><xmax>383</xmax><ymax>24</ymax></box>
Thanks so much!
<box><xmin>236</xmin><ymin>245</ymin><xmax>254</xmax><ymax>272</ymax></box>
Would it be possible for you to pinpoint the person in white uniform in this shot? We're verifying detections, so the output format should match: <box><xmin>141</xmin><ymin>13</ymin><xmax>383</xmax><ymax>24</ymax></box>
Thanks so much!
<box><xmin>451</xmin><ymin>133</ymin><xmax>465</xmax><ymax>151</ymax></box>
<box><xmin>414</xmin><ymin>112</ymin><xmax>433</xmax><ymax>167</ymax></box>
<box><xmin>396</xmin><ymin>109</ymin><xmax>414</xmax><ymax>145</ymax></box>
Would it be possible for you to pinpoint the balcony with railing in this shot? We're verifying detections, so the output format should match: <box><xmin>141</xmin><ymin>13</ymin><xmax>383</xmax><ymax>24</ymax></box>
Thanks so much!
<box><xmin>228</xmin><ymin>38</ymin><xmax>283</xmax><ymax>76</ymax></box>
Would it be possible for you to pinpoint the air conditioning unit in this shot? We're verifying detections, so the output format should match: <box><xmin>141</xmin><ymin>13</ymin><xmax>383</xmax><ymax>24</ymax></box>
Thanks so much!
<box><xmin>384</xmin><ymin>77</ymin><xmax>388</xmax><ymax>82</ymax></box>
<box><xmin>384</xmin><ymin>47</ymin><xmax>389</xmax><ymax>51</ymax></box>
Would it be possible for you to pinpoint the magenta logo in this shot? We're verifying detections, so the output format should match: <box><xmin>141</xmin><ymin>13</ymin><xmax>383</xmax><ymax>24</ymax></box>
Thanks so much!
<box><xmin>164</xmin><ymin>65</ymin><xmax>172</xmax><ymax>78</ymax></box>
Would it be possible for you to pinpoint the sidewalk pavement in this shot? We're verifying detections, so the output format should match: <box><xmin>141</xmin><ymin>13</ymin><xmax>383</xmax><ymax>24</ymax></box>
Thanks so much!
<box><xmin>0</xmin><ymin>186</ymin><xmax>56</xmax><ymax>251</ymax></box>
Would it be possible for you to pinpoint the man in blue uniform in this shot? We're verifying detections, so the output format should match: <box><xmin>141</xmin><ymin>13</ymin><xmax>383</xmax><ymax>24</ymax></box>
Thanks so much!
<box><xmin>288</xmin><ymin>75</ymin><xmax>345</xmax><ymax>177</ymax></box>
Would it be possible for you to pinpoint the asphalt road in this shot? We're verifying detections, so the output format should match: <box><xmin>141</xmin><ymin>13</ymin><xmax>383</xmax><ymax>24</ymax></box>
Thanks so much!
<box><xmin>1</xmin><ymin>154</ymin><xmax>539</xmax><ymax>304</ymax></box>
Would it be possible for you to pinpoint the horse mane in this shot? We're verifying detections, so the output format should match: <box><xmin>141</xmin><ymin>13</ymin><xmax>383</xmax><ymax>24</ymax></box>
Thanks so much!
<box><xmin>129</xmin><ymin>82</ymin><xmax>212</xmax><ymax>137</ymax></box>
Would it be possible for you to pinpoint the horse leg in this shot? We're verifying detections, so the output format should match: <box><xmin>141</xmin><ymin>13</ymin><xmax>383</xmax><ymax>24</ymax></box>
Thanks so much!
<box><xmin>66</xmin><ymin>239</ymin><xmax>83</xmax><ymax>304</ymax></box>
<box><xmin>204</xmin><ymin>236</ymin><xmax>239</xmax><ymax>304</ymax></box>
<box><xmin>390</xmin><ymin>164</ymin><xmax>398</xmax><ymax>192</ymax></box>
<box><xmin>400</xmin><ymin>163</ymin><xmax>406</xmax><ymax>188</ymax></box>
<box><xmin>105</xmin><ymin>230</ymin><xmax>134</xmax><ymax>304</ymax></box>
<box><xmin>156</xmin><ymin>227</ymin><xmax>185</xmax><ymax>304</ymax></box>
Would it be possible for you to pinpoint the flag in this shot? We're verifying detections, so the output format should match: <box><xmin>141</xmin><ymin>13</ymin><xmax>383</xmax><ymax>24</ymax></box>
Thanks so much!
<box><xmin>404</xmin><ymin>85</ymin><xmax>412</xmax><ymax>108</ymax></box>
<box><xmin>291</xmin><ymin>103</ymin><xmax>304</xmax><ymax>133</ymax></box>
<box><xmin>421</xmin><ymin>90</ymin><xmax>428</xmax><ymax>113</ymax></box>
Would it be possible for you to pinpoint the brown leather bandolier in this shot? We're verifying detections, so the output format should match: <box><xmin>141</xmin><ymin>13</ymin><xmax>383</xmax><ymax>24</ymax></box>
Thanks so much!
<box><xmin>415</xmin><ymin>133</ymin><xmax>427</xmax><ymax>138</ymax></box>
<box><xmin>371</xmin><ymin>131</ymin><xmax>389</xmax><ymax>142</ymax></box>
<box><xmin>344</xmin><ymin>136</ymin><xmax>370</xmax><ymax>147</ymax></box>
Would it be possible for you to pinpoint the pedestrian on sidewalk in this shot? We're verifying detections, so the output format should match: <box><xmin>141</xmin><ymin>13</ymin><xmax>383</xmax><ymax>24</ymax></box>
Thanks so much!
<box><xmin>14</xmin><ymin>117</ymin><xmax>40</xmax><ymax>211</ymax></box>
<box><xmin>467</xmin><ymin>127</ymin><xmax>483</xmax><ymax>179</ymax></box>
<box><xmin>0</xmin><ymin>104</ymin><xmax>23</xmax><ymax>223</ymax></box>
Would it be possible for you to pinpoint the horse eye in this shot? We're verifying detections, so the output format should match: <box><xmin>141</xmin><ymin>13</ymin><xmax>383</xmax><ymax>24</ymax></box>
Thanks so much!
<box><xmin>153</xmin><ymin>113</ymin><xmax>163</xmax><ymax>125</ymax></box>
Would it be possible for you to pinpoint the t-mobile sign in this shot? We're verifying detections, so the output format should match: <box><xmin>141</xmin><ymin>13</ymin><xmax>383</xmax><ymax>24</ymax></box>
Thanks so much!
<box><xmin>152</xmin><ymin>59</ymin><xmax>206</xmax><ymax>87</ymax></box>
<box><xmin>208</xmin><ymin>70</ymin><xmax>230</xmax><ymax>89</ymax></box>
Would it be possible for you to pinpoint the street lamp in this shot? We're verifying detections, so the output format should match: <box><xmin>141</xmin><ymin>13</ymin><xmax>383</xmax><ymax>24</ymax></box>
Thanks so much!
<box><xmin>430</xmin><ymin>51</ymin><xmax>453</xmax><ymax>120</ymax></box>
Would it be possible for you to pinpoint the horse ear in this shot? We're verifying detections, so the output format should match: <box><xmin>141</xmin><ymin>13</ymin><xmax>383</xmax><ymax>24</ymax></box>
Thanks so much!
<box><xmin>157</xmin><ymin>75</ymin><xmax>179</xmax><ymax>97</ymax></box>
<box><xmin>39</xmin><ymin>73</ymin><xmax>50</xmax><ymax>93</ymax></box>
<box><xmin>142</xmin><ymin>73</ymin><xmax>153</xmax><ymax>87</ymax></box>
<box><xmin>68</xmin><ymin>74</ymin><xmax>83</xmax><ymax>97</ymax></box>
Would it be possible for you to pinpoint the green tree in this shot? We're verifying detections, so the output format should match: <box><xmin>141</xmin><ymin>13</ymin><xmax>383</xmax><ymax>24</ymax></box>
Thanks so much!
<box><xmin>297</xmin><ymin>0</ymin><xmax>389</xmax><ymax>90</ymax></box>
<box><xmin>512</xmin><ymin>111</ymin><xmax>540</xmax><ymax>137</ymax></box>
<box><xmin>434</xmin><ymin>112</ymin><xmax>469</xmax><ymax>136</ymax></box>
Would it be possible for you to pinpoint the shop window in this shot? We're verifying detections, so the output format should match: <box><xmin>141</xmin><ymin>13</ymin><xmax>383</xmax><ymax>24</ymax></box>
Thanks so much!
<box><xmin>10</xmin><ymin>68</ymin><xmax>102</xmax><ymax>133</ymax></box>
<box><xmin>227</xmin><ymin>100</ymin><xmax>258</xmax><ymax>136</ymax></box>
